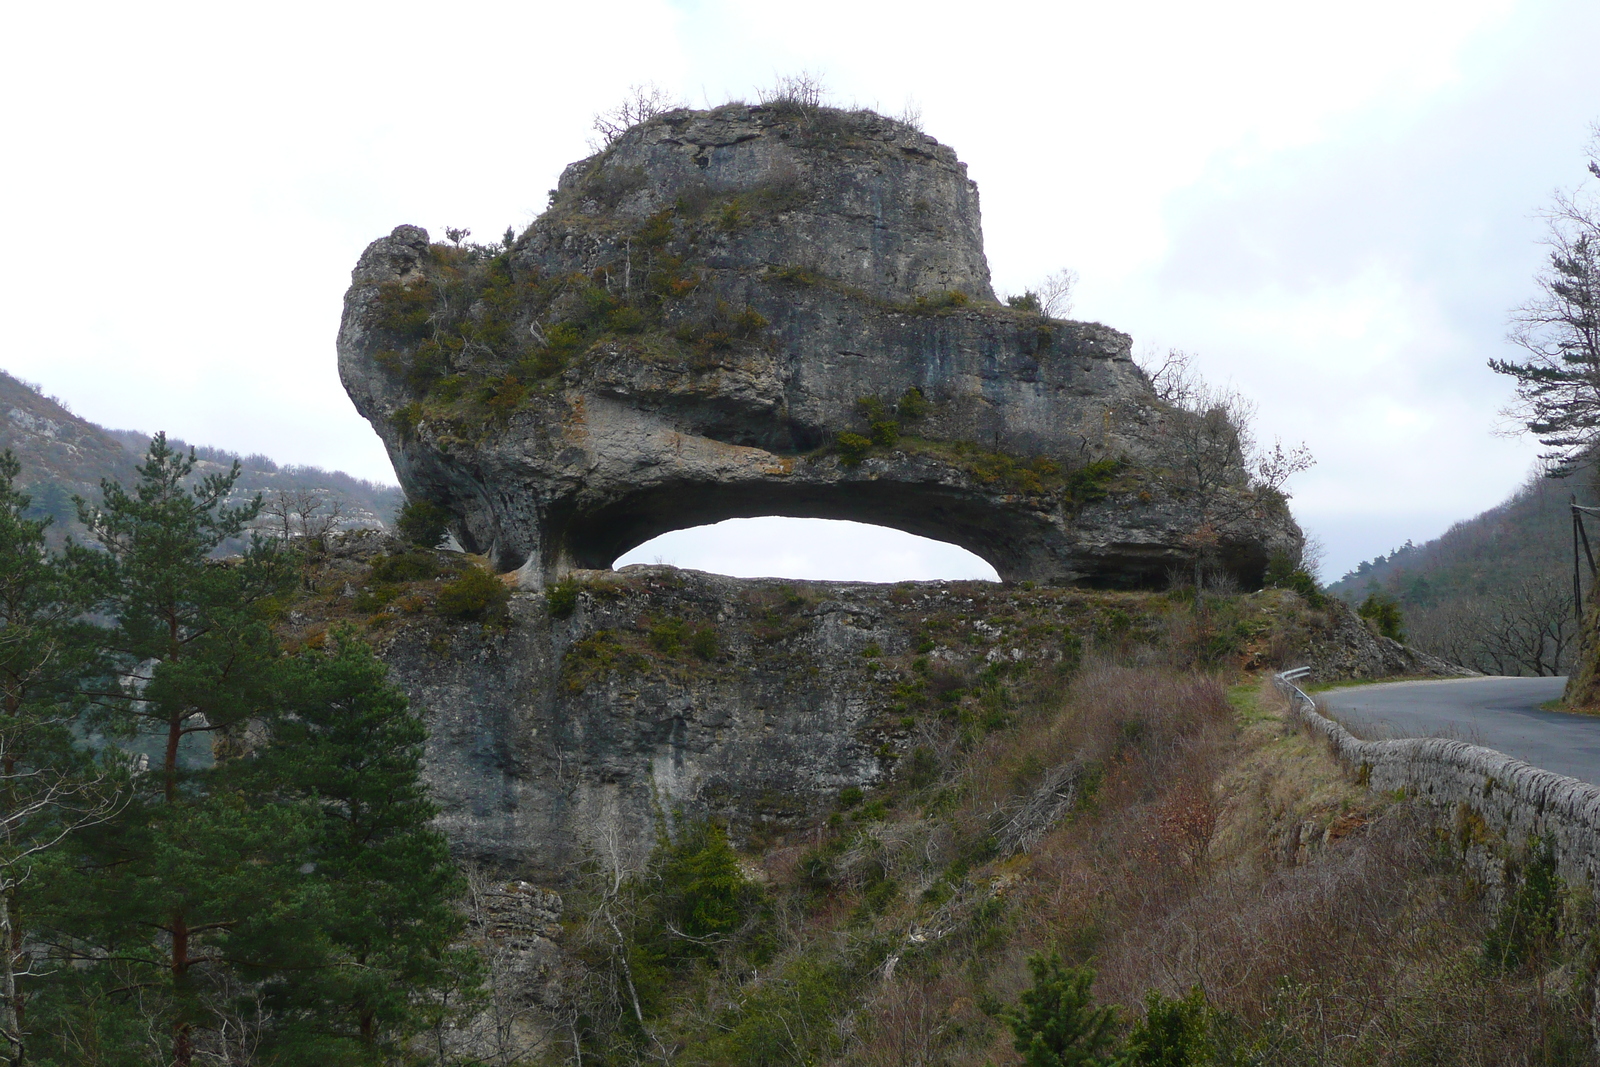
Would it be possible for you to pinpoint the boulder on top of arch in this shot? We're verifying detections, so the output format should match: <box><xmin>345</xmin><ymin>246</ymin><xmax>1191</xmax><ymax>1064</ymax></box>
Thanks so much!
<box><xmin>337</xmin><ymin>104</ymin><xmax>1302</xmax><ymax>590</ymax></box>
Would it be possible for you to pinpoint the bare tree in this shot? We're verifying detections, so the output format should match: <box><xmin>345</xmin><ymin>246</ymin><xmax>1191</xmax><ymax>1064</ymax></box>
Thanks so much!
<box><xmin>1138</xmin><ymin>348</ymin><xmax>1201</xmax><ymax>408</ymax></box>
<box><xmin>1410</xmin><ymin>576</ymin><xmax>1578</xmax><ymax>676</ymax></box>
<box><xmin>1037</xmin><ymin>268</ymin><xmax>1079</xmax><ymax>319</ymax></box>
<box><xmin>255</xmin><ymin>487</ymin><xmax>348</xmax><ymax>588</ymax></box>
<box><xmin>591</xmin><ymin>84</ymin><xmax>680</xmax><ymax>151</ymax></box>
<box><xmin>1007</xmin><ymin>268</ymin><xmax>1080</xmax><ymax>320</ymax></box>
<box><xmin>1140</xmin><ymin>364</ymin><xmax>1314</xmax><ymax>592</ymax></box>
<box><xmin>1491</xmin><ymin>132</ymin><xmax>1600</xmax><ymax>477</ymax></box>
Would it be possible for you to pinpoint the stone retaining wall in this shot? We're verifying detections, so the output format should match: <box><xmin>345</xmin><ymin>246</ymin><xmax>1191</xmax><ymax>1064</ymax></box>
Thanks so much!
<box><xmin>1274</xmin><ymin>671</ymin><xmax>1600</xmax><ymax>888</ymax></box>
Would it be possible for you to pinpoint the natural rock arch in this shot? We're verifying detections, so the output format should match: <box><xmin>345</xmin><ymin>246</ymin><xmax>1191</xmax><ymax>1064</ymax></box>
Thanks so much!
<box><xmin>339</xmin><ymin>105</ymin><xmax>1299</xmax><ymax>589</ymax></box>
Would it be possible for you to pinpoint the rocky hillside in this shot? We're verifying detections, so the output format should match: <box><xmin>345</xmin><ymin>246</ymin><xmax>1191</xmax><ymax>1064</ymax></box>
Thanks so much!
<box><xmin>268</xmin><ymin>536</ymin><xmax>1540</xmax><ymax>1064</ymax></box>
<box><xmin>0</xmin><ymin>368</ymin><xmax>403</xmax><ymax>547</ymax></box>
<box><xmin>1327</xmin><ymin>458</ymin><xmax>1590</xmax><ymax>675</ymax></box>
<box><xmin>338</xmin><ymin>103</ymin><xmax>1301</xmax><ymax>591</ymax></box>
<box><xmin>278</xmin><ymin>534</ymin><xmax>1463</xmax><ymax>881</ymax></box>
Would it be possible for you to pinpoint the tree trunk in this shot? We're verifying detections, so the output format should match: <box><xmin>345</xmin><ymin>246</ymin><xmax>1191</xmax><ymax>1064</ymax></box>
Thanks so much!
<box><xmin>172</xmin><ymin>911</ymin><xmax>192</xmax><ymax>1067</ymax></box>
<box><xmin>164</xmin><ymin>713</ymin><xmax>181</xmax><ymax>804</ymax></box>
<box><xmin>0</xmin><ymin>887</ymin><xmax>19</xmax><ymax>1067</ymax></box>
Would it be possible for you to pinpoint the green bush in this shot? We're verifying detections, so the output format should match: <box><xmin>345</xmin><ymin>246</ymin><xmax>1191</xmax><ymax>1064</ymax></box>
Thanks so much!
<box><xmin>913</xmin><ymin>289</ymin><xmax>969</xmax><ymax>310</ymax></box>
<box><xmin>1265</xmin><ymin>552</ymin><xmax>1326</xmax><ymax>607</ymax></box>
<box><xmin>689</xmin><ymin>625</ymin><xmax>717</xmax><ymax>660</ymax></box>
<box><xmin>869</xmin><ymin>420</ymin><xmax>899</xmax><ymax>447</ymax></box>
<box><xmin>649</xmin><ymin>617</ymin><xmax>687</xmax><ymax>654</ymax></box>
<box><xmin>906</xmin><ymin>746</ymin><xmax>940</xmax><ymax>788</ymax></box>
<box><xmin>353</xmin><ymin>583</ymin><xmax>401</xmax><ymax>614</ymax></box>
<box><xmin>369</xmin><ymin>550</ymin><xmax>446</xmax><ymax>583</ymax></box>
<box><xmin>435</xmin><ymin>565</ymin><xmax>511</xmax><ymax>622</ymax></box>
<box><xmin>836</xmin><ymin>432</ymin><xmax>873</xmax><ymax>466</ymax></box>
<box><xmin>897</xmin><ymin>386</ymin><xmax>930</xmax><ymax>421</ymax></box>
<box><xmin>1063</xmin><ymin>459</ymin><xmax>1121</xmax><ymax>507</ymax></box>
<box><xmin>699</xmin><ymin>956</ymin><xmax>852</xmax><ymax>1064</ymax></box>
<box><xmin>1483</xmin><ymin>837</ymin><xmax>1563</xmax><ymax>972</ymax></box>
<box><xmin>1357</xmin><ymin>592</ymin><xmax>1405</xmax><ymax>642</ymax></box>
<box><xmin>545</xmin><ymin>577</ymin><xmax>579</xmax><ymax>618</ymax></box>
<box><xmin>1006</xmin><ymin>954</ymin><xmax>1121</xmax><ymax>1067</ymax></box>
<box><xmin>395</xmin><ymin>498</ymin><xmax>452</xmax><ymax>548</ymax></box>
<box><xmin>1123</xmin><ymin>986</ymin><xmax>1212</xmax><ymax>1066</ymax></box>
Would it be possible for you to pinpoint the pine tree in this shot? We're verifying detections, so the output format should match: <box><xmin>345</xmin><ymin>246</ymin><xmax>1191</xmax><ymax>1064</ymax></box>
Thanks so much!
<box><xmin>244</xmin><ymin>630</ymin><xmax>478</xmax><ymax>1063</ymax></box>
<box><xmin>0</xmin><ymin>452</ymin><xmax>116</xmax><ymax>1066</ymax></box>
<box><xmin>36</xmin><ymin>434</ymin><xmax>300</xmax><ymax>1066</ymax></box>
<box><xmin>1007</xmin><ymin>954</ymin><xmax>1121</xmax><ymax>1067</ymax></box>
<box><xmin>1490</xmin><ymin>145</ymin><xmax>1600</xmax><ymax>477</ymax></box>
<box><xmin>78</xmin><ymin>432</ymin><xmax>287</xmax><ymax>797</ymax></box>
<box><xmin>30</xmin><ymin>436</ymin><xmax>481</xmax><ymax>1063</ymax></box>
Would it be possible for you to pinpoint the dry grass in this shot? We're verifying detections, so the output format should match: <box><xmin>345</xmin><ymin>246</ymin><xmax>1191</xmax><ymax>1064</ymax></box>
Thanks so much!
<box><xmin>819</xmin><ymin>664</ymin><xmax>1598</xmax><ymax>1066</ymax></box>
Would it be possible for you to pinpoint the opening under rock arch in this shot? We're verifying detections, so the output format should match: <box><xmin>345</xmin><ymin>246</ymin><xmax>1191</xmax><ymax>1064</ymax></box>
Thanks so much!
<box><xmin>613</xmin><ymin>518</ymin><xmax>1001</xmax><ymax>583</ymax></box>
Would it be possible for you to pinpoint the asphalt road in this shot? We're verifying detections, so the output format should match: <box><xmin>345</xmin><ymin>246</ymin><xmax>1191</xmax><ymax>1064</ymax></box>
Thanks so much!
<box><xmin>1316</xmin><ymin>676</ymin><xmax>1600</xmax><ymax>787</ymax></box>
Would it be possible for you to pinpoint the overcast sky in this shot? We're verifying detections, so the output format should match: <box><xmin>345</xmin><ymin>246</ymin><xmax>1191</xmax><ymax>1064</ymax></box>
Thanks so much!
<box><xmin>5</xmin><ymin>0</ymin><xmax>1597</xmax><ymax>583</ymax></box>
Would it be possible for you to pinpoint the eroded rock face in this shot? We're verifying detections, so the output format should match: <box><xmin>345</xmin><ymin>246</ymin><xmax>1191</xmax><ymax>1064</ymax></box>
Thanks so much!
<box><xmin>367</xmin><ymin>564</ymin><xmax>1135</xmax><ymax>880</ymax></box>
<box><xmin>339</xmin><ymin>104</ymin><xmax>1299</xmax><ymax>588</ymax></box>
<box><xmin>329</xmin><ymin>553</ymin><xmax>1467</xmax><ymax>884</ymax></box>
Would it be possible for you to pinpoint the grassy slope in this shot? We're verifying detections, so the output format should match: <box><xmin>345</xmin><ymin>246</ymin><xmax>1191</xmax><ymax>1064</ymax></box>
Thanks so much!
<box><xmin>612</xmin><ymin>669</ymin><xmax>1591</xmax><ymax>1066</ymax></box>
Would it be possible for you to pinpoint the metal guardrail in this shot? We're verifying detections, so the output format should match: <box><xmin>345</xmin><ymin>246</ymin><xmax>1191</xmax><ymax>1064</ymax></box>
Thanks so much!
<box><xmin>1272</xmin><ymin>666</ymin><xmax>1316</xmax><ymax>716</ymax></box>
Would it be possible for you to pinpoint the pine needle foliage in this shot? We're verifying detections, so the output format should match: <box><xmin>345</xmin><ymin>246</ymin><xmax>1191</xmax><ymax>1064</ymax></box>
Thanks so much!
<box><xmin>1007</xmin><ymin>954</ymin><xmax>1122</xmax><ymax>1067</ymax></box>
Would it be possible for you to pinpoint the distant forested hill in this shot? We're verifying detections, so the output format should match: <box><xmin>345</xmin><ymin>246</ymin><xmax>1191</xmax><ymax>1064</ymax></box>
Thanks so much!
<box><xmin>1326</xmin><ymin>459</ymin><xmax>1593</xmax><ymax>675</ymax></box>
<box><xmin>0</xmin><ymin>369</ymin><xmax>402</xmax><ymax>548</ymax></box>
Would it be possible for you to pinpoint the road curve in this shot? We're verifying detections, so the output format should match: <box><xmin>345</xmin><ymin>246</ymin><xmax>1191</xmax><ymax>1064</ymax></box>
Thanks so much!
<box><xmin>1316</xmin><ymin>676</ymin><xmax>1600</xmax><ymax>787</ymax></box>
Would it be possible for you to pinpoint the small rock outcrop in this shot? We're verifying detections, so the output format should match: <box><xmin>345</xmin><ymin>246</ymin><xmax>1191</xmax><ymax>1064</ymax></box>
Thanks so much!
<box><xmin>339</xmin><ymin>104</ymin><xmax>1301</xmax><ymax>589</ymax></box>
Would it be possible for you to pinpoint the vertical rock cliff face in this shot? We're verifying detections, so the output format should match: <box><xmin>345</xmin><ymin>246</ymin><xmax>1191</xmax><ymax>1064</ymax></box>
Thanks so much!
<box><xmin>337</xmin><ymin>104</ymin><xmax>1301</xmax><ymax>590</ymax></box>
<box><xmin>307</xmin><ymin>538</ymin><xmax>1456</xmax><ymax>884</ymax></box>
<box><xmin>352</xmin><ymin>557</ymin><xmax>1118</xmax><ymax>881</ymax></box>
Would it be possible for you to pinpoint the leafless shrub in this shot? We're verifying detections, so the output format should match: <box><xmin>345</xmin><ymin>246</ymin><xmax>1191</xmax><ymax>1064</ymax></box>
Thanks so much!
<box><xmin>896</xmin><ymin>98</ymin><xmax>924</xmax><ymax>133</ymax></box>
<box><xmin>757</xmin><ymin>72</ymin><xmax>827</xmax><ymax>115</ymax></box>
<box><xmin>1038</xmin><ymin>268</ymin><xmax>1078</xmax><ymax>319</ymax></box>
<box><xmin>590</xmin><ymin>83</ymin><xmax>679</xmax><ymax>151</ymax></box>
<box><xmin>853</xmin><ymin>976</ymin><xmax>965</xmax><ymax>1067</ymax></box>
<box><xmin>1006</xmin><ymin>268</ymin><xmax>1080</xmax><ymax>319</ymax></box>
<box><xmin>1138</xmin><ymin>347</ymin><xmax>1201</xmax><ymax>407</ymax></box>
<box><xmin>1409</xmin><ymin>575</ymin><xmax>1577</xmax><ymax>676</ymax></box>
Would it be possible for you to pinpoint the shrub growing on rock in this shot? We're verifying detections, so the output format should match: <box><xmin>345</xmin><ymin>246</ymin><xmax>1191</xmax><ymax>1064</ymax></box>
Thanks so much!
<box><xmin>836</xmin><ymin>432</ymin><xmax>873</xmax><ymax>466</ymax></box>
<box><xmin>546</xmin><ymin>576</ymin><xmax>579</xmax><ymax>618</ymax></box>
<box><xmin>396</xmin><ymin>499</ymin><xmax>452</xmax><ymax>548</ymax></box>
<box><xmin>1358</xmin><ymin>592</ymin><xmax>1405</xmax><ymax>642</ymax></box>
<box><xmin>436</xmin><ymin>565</ymin><xmax>510</xmax><ymax>622</ymax></box>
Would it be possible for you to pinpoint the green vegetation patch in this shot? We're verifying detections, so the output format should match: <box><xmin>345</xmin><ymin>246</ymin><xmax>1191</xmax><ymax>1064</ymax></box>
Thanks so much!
<box><xmin>368</xmin><ymin>208</ymin><xmax>774</xmax><ymax>442</ymax></box>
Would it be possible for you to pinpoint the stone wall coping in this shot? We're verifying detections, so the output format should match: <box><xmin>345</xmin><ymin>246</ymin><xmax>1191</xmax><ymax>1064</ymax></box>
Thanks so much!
<box><xmin>1273</xmin><ymin>669</ymin><xmax>1600</xmax><ymax>886</ymax></box>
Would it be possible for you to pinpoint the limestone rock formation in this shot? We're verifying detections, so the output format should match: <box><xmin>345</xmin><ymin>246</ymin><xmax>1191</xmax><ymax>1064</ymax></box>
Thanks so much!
<box><xmin>299</xmin><ymin>542</ymin><xmax>1465</xmax><ymax>884</ymax></box>
<box><xmin>339</xmin><ymin>104</ymin><xmax>1301</xmax><ymax>589</ymax></box>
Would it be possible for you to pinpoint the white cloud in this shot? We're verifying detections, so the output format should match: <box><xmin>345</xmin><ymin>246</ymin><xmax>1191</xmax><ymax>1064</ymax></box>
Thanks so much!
<box><xmin>2</xmin><ymin>0</ymin><xmax>1595</xmax><ymax>581</ymax></box>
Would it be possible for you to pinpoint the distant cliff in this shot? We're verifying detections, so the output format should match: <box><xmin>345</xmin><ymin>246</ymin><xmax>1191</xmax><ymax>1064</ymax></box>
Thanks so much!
<box><xmin>0</xmin><ymin>368</ymin><xmax>403</xmax><ymax>547</ymax></box>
